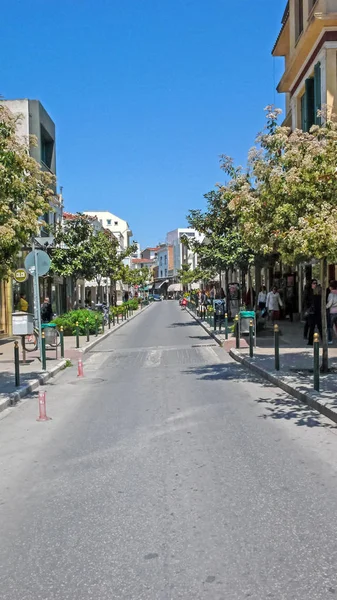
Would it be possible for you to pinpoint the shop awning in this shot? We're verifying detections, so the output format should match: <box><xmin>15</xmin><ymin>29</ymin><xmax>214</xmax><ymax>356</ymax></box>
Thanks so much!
<box><xmin>167</xmin><ymin>283</ymin><xmax>182</xmax><ymax>292</ymax></box>
<box><xmin>154</xmin><ymin>280</ymin><xmax>169</xmax><ymax>290</ymax></box>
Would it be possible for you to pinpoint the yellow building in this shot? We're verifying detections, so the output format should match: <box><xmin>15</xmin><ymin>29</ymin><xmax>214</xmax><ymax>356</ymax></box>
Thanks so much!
<box><xmin>273</xmin><ymin>0</ymin><xmax>337</xmax><ymax>130</ymax></box>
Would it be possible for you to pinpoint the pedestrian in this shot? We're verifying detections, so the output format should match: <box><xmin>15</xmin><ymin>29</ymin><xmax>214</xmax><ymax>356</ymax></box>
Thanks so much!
<box><xmin>220</xmin><ymin>287</ymin><xmax>226</xmax><ymax>300</ymax></box>
<box><xmin>326</xmin><ymin>280</ymin><xmax>337</xmax><ymax>344</ymax></box>
<box><xmin>326</xmin><ymin>279</ymin><xmax>335</xmax><ymax>343</ymax></box>
<box><xmin>257</xmin><ymin>286</ymin><xmax>267</xmax><ymax>311</ymax></box>
<box><xmin>304</xmin><ymin>279</ymin><xmax>323</xmax><ymax>346</ymax></box>
<box><xmin>17</xmin><ymin>293</ymin><xmax>28</xmax><ymax>312</ymax></box>
<box><xmin>41</xmin><ymin>297</ymin><xmax>53</xmax><ymax>323</ymax></box>
<box><xmin>266</xmin><ymin>286</ymin><xmax>283</xmax><ymax>322</ymax></box>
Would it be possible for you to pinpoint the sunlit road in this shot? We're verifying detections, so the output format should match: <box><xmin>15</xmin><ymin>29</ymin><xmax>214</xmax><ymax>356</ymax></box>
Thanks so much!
<box><xmin>1</xmin><ymin>301</ymin><xmax>337</xmax><ymax>599</ymax></box>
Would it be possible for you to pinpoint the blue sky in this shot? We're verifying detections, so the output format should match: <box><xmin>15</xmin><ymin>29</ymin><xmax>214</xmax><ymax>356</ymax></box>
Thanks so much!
<box><xmin>2</xmin><ymin>0</ymin><xmax>285</xmax><ymax>248</ymax></box>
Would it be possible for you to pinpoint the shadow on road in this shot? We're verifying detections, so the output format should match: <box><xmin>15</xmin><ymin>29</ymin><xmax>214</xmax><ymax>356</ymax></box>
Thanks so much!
<box><xmin>182</xmin><ymin>362</ymin><xmax>336</xmax><ymax>428</ymax></box>
<box><xmin>168</xmin><ymin>321</ymin><xmax>199</xmax><ymax>328</ymax></box>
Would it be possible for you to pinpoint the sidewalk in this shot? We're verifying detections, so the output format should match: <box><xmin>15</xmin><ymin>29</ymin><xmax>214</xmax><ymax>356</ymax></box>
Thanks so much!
<box><xmin>0</xmin><ymin>304</ymin><xmax>152</xmax><ymax>412</ymax></box>
<box><xmin>187</xmin><ymin>306</ymin><xmax>337</xmax><ymax>424</ymax></box>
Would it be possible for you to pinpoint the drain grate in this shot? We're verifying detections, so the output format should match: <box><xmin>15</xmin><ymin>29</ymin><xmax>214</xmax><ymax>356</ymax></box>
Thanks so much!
<box><xmin>191</xmin><ymin>344</ymin><xmax>217</xmax><ymax>348</ymax></box>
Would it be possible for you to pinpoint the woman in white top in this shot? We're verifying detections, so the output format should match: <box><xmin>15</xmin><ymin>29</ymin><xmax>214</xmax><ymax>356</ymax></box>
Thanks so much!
<box><xmin>267</xmin><ymin>286</ymin><xmax>283</xmax><ymax>321</ymax></box>
<box><xmin>257</xmin><ymin>286</ymin><xmax>267</xmax><ymax>310</ymax></box>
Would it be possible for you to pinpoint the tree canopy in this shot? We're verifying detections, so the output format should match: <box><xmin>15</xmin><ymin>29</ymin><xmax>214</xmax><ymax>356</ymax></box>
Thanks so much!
<box><xmin>0</xmin><ymin>104</ymin><xmax>55</xmax><ymax>278</ymax></box>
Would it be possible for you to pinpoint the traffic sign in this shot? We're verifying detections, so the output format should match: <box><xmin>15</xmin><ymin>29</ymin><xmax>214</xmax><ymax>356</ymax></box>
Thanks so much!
<box><xmin>24</xmin><ymin>250</ymin><xmax>51</xmax><ymax>277</ymax></box>
<box><xmin>13</xmin><ymin>268</ymin><xmax>28</xmax><ymax>283</ymax></box>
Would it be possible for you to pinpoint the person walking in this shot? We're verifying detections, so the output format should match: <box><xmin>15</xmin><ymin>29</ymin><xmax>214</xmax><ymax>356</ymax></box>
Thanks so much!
<box><xmin>304</xmin><ymin>279</ymin><xmax>323</xmax><ymax>346</ymax></box>
<box><xmin>41</xmin><ymin>297</ymin><xmax>53</xmax><ymax>323</ymax></box>
<box><xmin>257</xmin><ymin>286</ymin><xmax>267</xmax><ymax>311</ymax></box>
<box><xmin>326</xmin><ymin>281</ymin><xmax>337</xmax><ymax>343</ymax></box>
<box><xmin>266</xmin><ymin>286</ymin><xmax>283</xmax><ymax>322</ymax></box>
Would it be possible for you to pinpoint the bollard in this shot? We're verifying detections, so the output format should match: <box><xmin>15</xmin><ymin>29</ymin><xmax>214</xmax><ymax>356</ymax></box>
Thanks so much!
<box><xmin>37</xmin><ymin>391</ymin><xmax>51</xmax><ymax>422</ymax></box>
<box><xmin>14</xmin><ymin>340</ymin><xmax>20</xmax><ymax>387</ymax></box>
<box><xmin>76</xmin><ymin>321</ymin><xmax>80</xmax><ymax>349</ymax></box>
<box><xmin>117</xmin><ymin>311</ymin><xmax>119</xmax><ymax>324</ymax></box>
<box><xmin>95</xmin><ymin>316</ymin><xmax>98</xmax><ymax>336</ymax></box>
<box><xmin>219</xmin><ymin>315</ymin><xmax>222</xmax><ymax>334</ymax></box>
<box><xmin>274</xmin><ymin>324</ymin><xmax>280</xmax><ymax>371</ymax></box>
<box><xmin>60</xmin><ymin>326</ymin><xmax>65</xmax><ymax>358</ymax></box>
<box><xmin>102</xmin><ymin>317</ymin><xmax>105</xmax><ymax>334</ymax></box>
<box><xmin>225</xmin><ymin>313</ymin><xmax>228</xmax><ymax>340</ymax></box>
<box><xmin>86</xmin><ymin>318</ymin><xmax>90</xmax><ymax>342</ymax></box>
<box><xmin>41</xmin><ymin>330</ymin><xmax>47</xmax><ymax>371</ymax></box>
<box><xmin>112</xmin><ymin>312</ymin><xmax>115</xmax><ymax>326</ymax></box>
<box><xmin>108</xmin><ymin>312</ymin><xmax>111</xmax><ymax>329</ymax></box>
<box><xmin>78</xmin><ymin>357</ymin><xmax>84</xmax><ymax>377</ymax></box>
<box><xmin>214</xmin><ymin>312</ymin><xmax>216</xmax><ymax>332</ymax></box>
<box><xmin>313</xmin><ymin>332</ymin><xmax>320</xmax><ymax>392</ymax></box>
<box><xmin>235</xmin><ymin>314</ymin><xmax>240</xmax><ymax>349</ymax></box>
<box><xmin>249</xmin><ymin>319</ymin><xmax>254</xmax><ymax>358</ymax></box>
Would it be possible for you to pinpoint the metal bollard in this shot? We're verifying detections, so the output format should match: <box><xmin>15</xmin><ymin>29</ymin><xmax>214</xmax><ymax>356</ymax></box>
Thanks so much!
<box><xmin>60</xmin><ymin>326</ymin><xmax>65</xmax><ymax>358</ymax></box>
<box><xmin>274</xmin><ymin>324</ymin><xmax>280</xmax><ymax>371</ymax></box>
<box><xmin>112</xmin><ymin>312</ymin><xmax>115</xmax><ymax>326</ymax></box>
<box><xmin>225</xmin><ymin>313</ymin><xmax>228</xmax><ymax>340</ymax></box>
<box><xmin>214</xmin><ymin>312</ymin><xmax>216</xmax><ymax>332</ymax></box>
<box><xmin>86</xmin><ymin>318</ymin><xmax>90</xmax><ymax>342</ymax></box>
<box><xmin>219</xmin><ymin>315</ymin><xmax>222</xmax><ymax>334</ymax></box>
<box><xmin>108</xmin><ymin>312</ymin><xmax>111</xmax><ymax>329</ymax></box>
<box><xmin>249</xmin><ymin>319</ymin><xmax>254</xmax><ymax>358</ymax></box>
<box><xmin>41</xmin><ymin>330</ymin><xmax>47</xmax><ymax>371</ymax></box>
<box><xmin>76</xmin><ymin>321</ymin><xmax>80</xmax><ymax>348</ymax></box>
<box><xmin>117</xmin><ymin>311</ymin><xmax>119</xmax><ymax>324</ymax></box>
<box><xmin>313</xmin><ymin>332</ymin><xmax>320</xmax><ymax>392</ymax></box>
<box><xmin>14</xmin><ymin>340</ymin><xmax>20</xmax><ymax>387</ymax></box>
<box><xmin>95</xmin><ymin>316</ymin><xmax>98</xmax><ymax>336</ymax></box>
<box><xmin>102</xmin><ymin>317</ymin><xmax>105</xmax><ymax>333</ymax></box>
<box><xmin>235</xmin><ymin>314</ymin><xmax>240</xmax><ymax>349</ymax></box>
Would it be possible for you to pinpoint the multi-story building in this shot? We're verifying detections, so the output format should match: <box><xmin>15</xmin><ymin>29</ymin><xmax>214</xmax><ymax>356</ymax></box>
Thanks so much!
<box><xmin>0</xmin><ymin>99</ymin><xmax>63</xmax><ymax>334</ymax></box>
<box><xmin>84</xmin><ymin>211</ymin><xmax>133</xmax><ymax>263</ymax></box>
<box><xmin>273</xmin><ymin>0</ymin><xmax>337</xmax><ymax>130</ymax></box>
<box><xmin>166</xmin><ymin>228</ymin><xmax>204</xmax><ymax>277</ymax></box>
<box><xmin>272</xmin><ymin>0</ymin><xmax>337</xmax><ymax>306</ymax></box>
<box><xmin>141</xmin><ymin>247</ymin><xmax>161</xmax><ymax>261</ymax></box>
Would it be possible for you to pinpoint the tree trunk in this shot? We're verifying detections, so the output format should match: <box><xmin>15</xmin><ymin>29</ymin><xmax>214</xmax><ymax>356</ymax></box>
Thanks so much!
<box><xmin>321</xmin><ymin>257</ymin><xmax>329</xmax><ymax>373</ymax></box>
<box><xmin>225</xmin><ymin>269</ymin><xmax>229</xmax><ymax>303</ymax></box>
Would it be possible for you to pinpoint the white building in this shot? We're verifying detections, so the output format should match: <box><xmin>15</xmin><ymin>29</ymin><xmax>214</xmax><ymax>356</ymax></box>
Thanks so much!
<box><xmin>166</xmin><ymin>228</ymin><xmax>204</xmax><ymax>277</ymax></box>
<box><xmin>84</xmin><ymin>211</ymin><xmax>133</xmax><ymax>262</ymax></box>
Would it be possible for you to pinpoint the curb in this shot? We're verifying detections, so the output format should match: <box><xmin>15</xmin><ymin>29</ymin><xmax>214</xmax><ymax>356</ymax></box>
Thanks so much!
<box><xmin>0</xmin><ymin>303</ymin><xmax>153</xmax><ymax>414</ymax></box>
<box><xmin>229</xmin><ymin>348</ymin><xmax>337</xmax><ymax>425</ymax></box>
<box><xmin>185</xmin><ymin>307</ymin><xmax>224</xmax><ymax>346</ymax></box>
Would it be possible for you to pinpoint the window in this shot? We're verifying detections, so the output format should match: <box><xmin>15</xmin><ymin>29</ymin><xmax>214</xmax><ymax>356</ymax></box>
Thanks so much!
<box><xmin>107</xmin><ymin>219</ymin><xmax>111</xmax><ymax>225</ymax></box>
<box><xmin>164</xmin><ymin>255</ymin><xmax>167</xmax><ymax>264</ymax></box>
<box><xmin>300</xmin><ymin>64</ymin><xmax>321</xmax><ymax>132</ymax></box>
<box><xmin>295</xmin><ymin>0</ymin><xmax>303</xmax><ymax>41</ymax></box>
<box><xmin>160</xmin><ymin>256</ymin><xmax>163</xmax><ymax>265</ymax></box>
<box><xmin>114</xmin><ymin>221</ymin><xmax>118</xmax><ymax>226</ymax></box>
<box><xmin>40</xmin><ymin>125</ymin><xmax>54</xmax><ymax>170</ymax></box>
<box><xmin>165</xmin><ymin>269</ymin><xmax>167</xmax><ymax>277</ymax></box>
<box><xmin>160</xmin><ymin>270</ymin><xmax>163</xmax><ymax>278</ymax></box>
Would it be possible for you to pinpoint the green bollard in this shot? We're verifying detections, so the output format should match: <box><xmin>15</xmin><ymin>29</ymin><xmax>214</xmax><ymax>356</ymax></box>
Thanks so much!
<box><xmin>313</xmin><ymin>332</ymin><xmax>320</xmax><ymax>392</ymax></box>
<box><xmin>235</xmin><ymin>314</ymin><xmax>240</xmax><ymax>349</ymax></box>
<box><xmin>225</xmin><ymin>313</ymin><xmax>228</xmax><ymax>340</ymax></box>
<box><xmin>219</xmin><ymin>315</ymin><xmax>222</xmax><ymax>334</ymax></box>
<box><xmin>108</xmin><ymin>312</ymin><xmax>111</xmax><ymax>329</ymax></box>
<box><xmin>60</xmin><ymin>326</ymin><xmax>65</xmax><ymax>358</ymax></box>
<box><xmin>76</xmin><ymin>321</ymin><xmax>80</xmax><ymax>349</ymax></box>
<box><xmin>95</xmin><ymin>316</ymin><xmax>98</xmax><ymax>336</ymax></box>
<box><xmin>274</xmin><ymin>323</ymin><xmax>280</xmax><ymax>371</ymax></box>
<box><xmin>41</xmin><ymin>330</ymin><xmax>47</xmax><ymax>371</ymax></box>
<box><xmin>249</xmin><ymin>319</ymin><xmax>254</xmax><ymax>358</ymax></box>
<box><xmin>112</xmin><ymin>312</ymin><xmax>115</xmax><ymax>326</ymax></box>
<box><xmin>86</xmin><ymin>318</ymin><xmax>90</xmax><ymax>342</ymax></box>
<box><xmin>117</xmin><ymin>311</ymin><xmax>119</xmax><ymax>324</ymax></box>
<box><xmin>14</xmin><ymin>340</ymin><xmax>20</xmax><ymax>387</ymax></box>
<box><xmin>214</xmin><ymin>312</ymin><xmax>216</xmax><ymax>332</ymax></box>
<box><xmin>102</xmin><ymin>317</ymin><xmax>105</xmax><ymax>333</ymax></box>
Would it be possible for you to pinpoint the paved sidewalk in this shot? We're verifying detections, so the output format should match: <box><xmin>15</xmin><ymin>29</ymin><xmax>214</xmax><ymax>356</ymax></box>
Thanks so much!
<box><xmin>0</xmin><ymin>304</ymin><xmax>152</xmax><ymax>411</ymax></box>
<box><xmin>187</xmin><ymin>305</ymin><xmax>337</xmax><ymax>423</ymax></box>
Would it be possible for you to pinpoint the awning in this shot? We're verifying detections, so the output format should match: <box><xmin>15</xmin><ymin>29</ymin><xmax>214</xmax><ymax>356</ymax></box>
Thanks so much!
<box><xmin>139</xmin><ymin>285</ymin><xmax>151</xmax><ymax>292</ymax></box>
<box><xmin>154</xmin><ymin>279</ymin><xmax>169</xmax><ymax>290</ymax></box>
<box><xmin>167</xmin><ymin>283</ymin><xmax>182</xmax><ymax>292</ymax></box>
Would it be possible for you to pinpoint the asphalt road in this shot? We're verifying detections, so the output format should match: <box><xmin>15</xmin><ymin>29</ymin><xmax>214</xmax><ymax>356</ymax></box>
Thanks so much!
<box><xmin>1</xmin><ymin>301</ymin><xmax>337</xmax><ymax>600</ymax></box>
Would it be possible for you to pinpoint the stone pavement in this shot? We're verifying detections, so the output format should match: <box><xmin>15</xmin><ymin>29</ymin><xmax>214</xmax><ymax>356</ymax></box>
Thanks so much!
<box><xmin>0</xmin><ymin>304</ymin><xmax>152</xmax><ymax>411</ymax></box>
<box><xmin>187</xmin><ymin>305</ymin><xmax>337</xmax><ymax>423</ymax></box>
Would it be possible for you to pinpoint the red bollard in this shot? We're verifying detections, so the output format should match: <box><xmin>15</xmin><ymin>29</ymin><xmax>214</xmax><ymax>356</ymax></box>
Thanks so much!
<box><xmin>37</xmin><ymin>391</ymin><xmax>51</xmax><ymax>422</ymax></box>
<box><xmin>77</xmin><ymin>357</ymin><xmax>84</xmax><ymax>377</ymax></box>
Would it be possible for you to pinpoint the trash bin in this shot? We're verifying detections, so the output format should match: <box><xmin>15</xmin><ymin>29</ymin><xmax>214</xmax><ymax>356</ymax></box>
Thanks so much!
<box><xmin>239</xmin><ymin>310</ymin><xmax>255</xmax><ymax>334</ymax></box>
<box><xmin>41</xmin><ymin>323</ymin><xmax>57</xmax><ymax>345</ymax></box>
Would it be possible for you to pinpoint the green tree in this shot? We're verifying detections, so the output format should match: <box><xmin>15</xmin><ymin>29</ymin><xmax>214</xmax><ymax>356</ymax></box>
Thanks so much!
<box><xmin>0</xmin><ymin>104</ymin><xmax>55</xmax><ymax>277</ymax></box>
<box><xmin>228</xmin><ymin>106</ymin><xmax>337</xmax><ymax>371</ymax></box>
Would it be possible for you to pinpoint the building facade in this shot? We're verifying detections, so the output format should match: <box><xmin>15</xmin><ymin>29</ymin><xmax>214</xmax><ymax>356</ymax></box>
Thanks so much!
<box><xmin>0</xmin><ymin>99</ymin><xmax>63</xmax><ymax>334</ymax></box>
<box><xmin>84</xmin><ymin>211</ymin><xmax>133</xmax><ymax>262</ymax></box>
<box><xmin>273</xmin><ymin>0</ymin><xmax>337</xmax><ymax>130</ymax></box>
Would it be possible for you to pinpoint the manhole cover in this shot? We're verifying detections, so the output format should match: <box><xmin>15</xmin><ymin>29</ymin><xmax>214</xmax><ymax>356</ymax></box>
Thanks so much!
<box><xmin>68</xmin><ymin>377</ymin><xmax>107</xmax><ymax>385</ymax></box>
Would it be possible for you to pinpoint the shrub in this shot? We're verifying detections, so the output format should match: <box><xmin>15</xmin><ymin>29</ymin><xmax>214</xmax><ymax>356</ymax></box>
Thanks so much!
<box><xmin>52</xmin><ymin>309</ymin><xmax>103</xmax><ymax>336</ymax></box>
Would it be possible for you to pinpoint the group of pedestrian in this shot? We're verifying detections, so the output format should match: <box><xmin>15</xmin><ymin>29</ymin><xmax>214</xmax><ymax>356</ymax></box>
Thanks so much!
<box><xmin>257</xmin><ymin>285</ymin><xmax>283</xmax><ymax>321</ymax></box>
<box><xmin>303</xmin><ymin>278</ymin><xmax>337</xmax><ymax>346</ymax></box>
<box><xmin>16</xmin><ymin>293</ymin><xmax>53</xmax><ymax>323</ymax></box>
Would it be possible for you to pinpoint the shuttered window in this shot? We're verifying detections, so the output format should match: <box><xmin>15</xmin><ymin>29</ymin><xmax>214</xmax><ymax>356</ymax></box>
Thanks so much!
<box><xmin>314</xmin><ymin>62</ymin><xmax>321</xmax><ymax>125</ymax></box>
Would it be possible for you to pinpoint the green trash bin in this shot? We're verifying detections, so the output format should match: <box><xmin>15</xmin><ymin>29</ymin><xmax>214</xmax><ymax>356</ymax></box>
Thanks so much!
<box><xmin>41</xmin><ymin>323</ymin><xmax>57</xmax><ymax>345</ymax></box>
<box><xmin>239</xmin><ymin>311</ymin><xmax>256</xmax><ymax>335</ymax></box>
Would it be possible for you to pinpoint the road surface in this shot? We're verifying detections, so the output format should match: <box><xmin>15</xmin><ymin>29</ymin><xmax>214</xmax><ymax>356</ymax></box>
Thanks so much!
<box><xmin>1</xmin><ymin>301</ymin><xmax>337</xmax><ymax>599</ymax></box>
